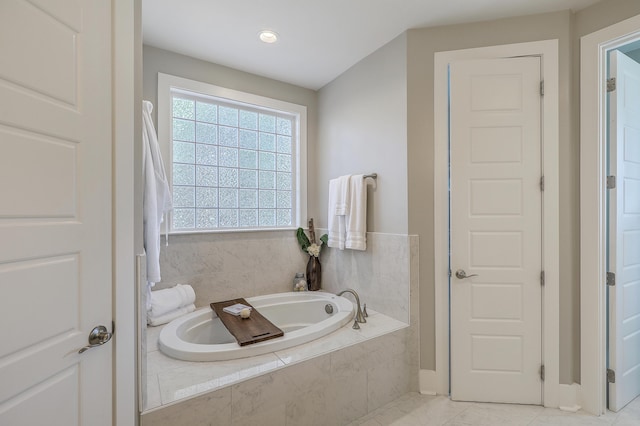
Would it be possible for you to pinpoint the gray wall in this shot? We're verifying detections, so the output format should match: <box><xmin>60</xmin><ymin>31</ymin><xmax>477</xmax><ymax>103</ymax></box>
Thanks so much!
<box><xmin>142</xmin><ymin>0</ymin><xmax>640</xmax><ymax>388</ymax></box>
<box><xmin>142</xmin><ymin>45</ymin><xmax>321</xmax><ymax>218</ymax></box>
<box><xmin>316</xmin><ymin>33</ymin><xmax>408</xmax><ymax>234</ymax></box>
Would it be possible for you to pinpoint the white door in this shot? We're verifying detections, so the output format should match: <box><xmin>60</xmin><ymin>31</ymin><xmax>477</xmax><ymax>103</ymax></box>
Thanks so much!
<box><xmin>449</xmin><ymin>57</ymin><xmax>543</xmax><ymax>404</ymax></box>
<box><xmin>608</xmin><ymin>50</ymin><xmax>640</xmax><ymax>412</ymax></box>
<box><xmin>0</xmin><ymin>1</ymin><xmax>113</xmax><ymax>425</ymax></box>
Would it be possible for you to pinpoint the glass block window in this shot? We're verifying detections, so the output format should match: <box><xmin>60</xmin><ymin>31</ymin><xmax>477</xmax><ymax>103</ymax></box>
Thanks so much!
<box><xmin>168</xmin><ymin>90</ymin><xmax>298</xmax><ymax>232</ymax></box>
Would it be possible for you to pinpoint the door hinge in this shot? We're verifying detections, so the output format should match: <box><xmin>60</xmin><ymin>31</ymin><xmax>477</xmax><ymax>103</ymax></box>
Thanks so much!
<box><xmin>607</xmin><ymin>77</ymin><xmax>617</xmax><ymax>92</ymax></box>
<box><xmin>540</xmin><ymin>270</ymin><xmax>545</xmax><ymax>286</ymax></box>
<box><xmin>607</xmin><ymin>368</ymin><xmax>616</xmax><ymax>383</ymax></box>
<box><xmin>540</xmin><ymin>365</ymin><xmax>545</xmax><ymax>381</ymax></box>
<box><xmin>607</xmin><ymin>175</ymin><xmax>616</xmax><ymax>189</ymax></box>
<box><xmin>607</xmin><ymin>272</ymin><xmax>616</xmax><ymax>287</ymax></box>
<box><xmin>540</xmin><ymin>176</ymin><xmax>545</xmax><ymax>191</ymax></box>
<box><xmin>540</xmin><ymin>80</ymin><xmax>544</xmax><ymax>96</ymax></box>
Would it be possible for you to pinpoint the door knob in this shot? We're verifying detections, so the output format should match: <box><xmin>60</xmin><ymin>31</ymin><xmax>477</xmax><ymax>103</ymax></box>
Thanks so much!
<box><xmin>78</xmin><ymin>324</ymin><xmax>113</xmax><ymax>354</ymax></box>
<box><xmin>455</xmin><ymin>269</ymin><xmax>478</xmax><ymax>279</ymax></box>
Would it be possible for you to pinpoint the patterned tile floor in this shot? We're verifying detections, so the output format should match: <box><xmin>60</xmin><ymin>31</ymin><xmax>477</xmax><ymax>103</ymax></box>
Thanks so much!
<box><xmin>349</xmin><ymin>392</ymin><xmax>640</xmax><ymax>426</ymax></box>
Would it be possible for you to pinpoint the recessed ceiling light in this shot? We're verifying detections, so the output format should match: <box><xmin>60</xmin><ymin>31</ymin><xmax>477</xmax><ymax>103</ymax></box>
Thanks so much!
<box><xmin>259</xmin><ymin>30</ymin><xmax>279</xmax><ymax>44</ymax></box>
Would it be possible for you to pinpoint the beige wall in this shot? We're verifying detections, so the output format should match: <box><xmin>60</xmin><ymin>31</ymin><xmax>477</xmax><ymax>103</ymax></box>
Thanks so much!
<box><xmin>407</xmin><ymin>0</ymin><xmax>640</xmax><ymax>385</ymax></box>
<box><xmin>316</xmin><ymin>33</ymin><xmax>408</xmax><ymax>233</ymax></box>
<box><xmin>407</xmin><ymin>10</ymin><xmax>575</xmax><ymax>382</ymax></box>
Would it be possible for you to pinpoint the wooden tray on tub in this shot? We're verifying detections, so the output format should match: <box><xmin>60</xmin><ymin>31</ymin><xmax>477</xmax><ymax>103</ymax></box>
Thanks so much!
<box><xmin>210</xmin><ymin>298</ymin><xmax>284</xmax><ymax>346</ymax></box>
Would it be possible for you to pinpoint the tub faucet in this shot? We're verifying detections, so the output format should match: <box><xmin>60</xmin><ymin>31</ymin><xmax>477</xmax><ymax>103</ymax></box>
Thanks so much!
<box><xmin>336</xmin><ymin>289</ymin><xmax>366</xmax><ymax>329</ymax></box>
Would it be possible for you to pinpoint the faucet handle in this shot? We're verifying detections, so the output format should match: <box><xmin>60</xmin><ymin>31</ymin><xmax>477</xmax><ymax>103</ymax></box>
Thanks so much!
<box><xmin>363</xmin><ymin>303</ymin><xmax>368</xmax><ymax>318</ymax></box>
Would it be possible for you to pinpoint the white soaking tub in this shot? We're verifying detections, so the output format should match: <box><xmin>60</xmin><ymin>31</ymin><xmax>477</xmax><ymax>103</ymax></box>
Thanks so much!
<box><xmin>158</xmin><ymin>291</ymin><xmax>355</xmax><ymax>361</ymax></box>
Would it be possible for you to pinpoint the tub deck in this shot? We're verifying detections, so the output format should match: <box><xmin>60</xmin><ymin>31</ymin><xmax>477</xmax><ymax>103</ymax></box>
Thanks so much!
<box><xmin>143</xmin><ymin>308</ymin><xmax>407</xmax><ymax>412</ymax></box>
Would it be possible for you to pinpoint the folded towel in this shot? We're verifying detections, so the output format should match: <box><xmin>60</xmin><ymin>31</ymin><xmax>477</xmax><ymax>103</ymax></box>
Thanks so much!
<box><xmin>147</xmin><ymin>304</ymin><xmax>196</xmax><ymax>327</ymax></box>
<box><xmin>345</xmin><ymin>174</ymin><xmax>367</xmax><ymax>250</ymax></box>
<box><xmin>327</xmin><ymin>175</ymin><xmax>351</xmax><ymax>250</ymax></box>
<box><xmin>148</xmin><ymin>284</ymin><xmax>196</xmax><ymax>317</ymax></box>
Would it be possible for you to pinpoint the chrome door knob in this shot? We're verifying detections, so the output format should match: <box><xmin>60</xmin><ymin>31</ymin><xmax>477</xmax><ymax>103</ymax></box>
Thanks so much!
<box><xmin>455</xmin><ymin>269</ymin><xmax>478</xmax><ymax>279</ymax></box>
<box><xmin>78</xmin><ymin>324</ymin><xmax>113</xmax><ymax>354</ymax></box>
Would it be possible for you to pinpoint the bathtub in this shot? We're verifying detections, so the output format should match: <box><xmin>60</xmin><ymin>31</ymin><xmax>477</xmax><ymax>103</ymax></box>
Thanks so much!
<box><xmin>158</xmin><ymin>291</ymin><xmax>355</xmax><ymax>361</ymax></box>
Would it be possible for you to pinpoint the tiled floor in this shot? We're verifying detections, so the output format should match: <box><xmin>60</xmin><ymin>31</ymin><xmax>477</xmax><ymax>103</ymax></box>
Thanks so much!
<box><xmin>349</xmin><ymin>392</ymin><xmax>640</xmax><ymax>426</ymax></box>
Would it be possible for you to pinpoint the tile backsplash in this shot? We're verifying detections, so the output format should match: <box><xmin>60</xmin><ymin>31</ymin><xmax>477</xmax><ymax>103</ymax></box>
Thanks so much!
<box><xmin>155</xmin><ymin>230</ymin><xmax>415</xmax><ymax>324</ymax></box>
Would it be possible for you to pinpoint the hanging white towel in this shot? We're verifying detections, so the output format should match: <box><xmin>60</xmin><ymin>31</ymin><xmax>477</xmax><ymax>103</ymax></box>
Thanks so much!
<box><xmin>327</xmin><ymin>175</ymin><xmax>351</xmax><ymax>250</ymax></box>
<box><xmin>345</xmin><ymin>174</ymin><xmax>367</xmax><ymax>250</ymax></box>
<box><xmin>143</xmin><ymin>100</ymin><xmax>172</xmax><ymax>306</ymax></box>
<box><xmin>148</xmin><ymin>284</ymin><xmax>196</xmax><ymax>318</ymax></box>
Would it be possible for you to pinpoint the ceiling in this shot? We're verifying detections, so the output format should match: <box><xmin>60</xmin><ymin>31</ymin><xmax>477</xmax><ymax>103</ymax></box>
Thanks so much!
<box><xmin>142</xmin><ymin>0</ymin><xmax>601</xmax><ymax>90</ymax></box>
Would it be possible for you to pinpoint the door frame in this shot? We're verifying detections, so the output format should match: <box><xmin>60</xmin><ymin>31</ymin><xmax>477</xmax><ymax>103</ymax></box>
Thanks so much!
<box><xmin>434</xmin><ymin>39</ymin><xmax>560</xmax><ymax>407</ymax></box>
<box><xmin>113</xmin><ymin>0</ymin><xmax>140</xmax><ymax>425</ymax></box>
<box><xmin>580</xmin><ymin>13</ymin><xmax>640</xmax><ymax>416</ymax></box>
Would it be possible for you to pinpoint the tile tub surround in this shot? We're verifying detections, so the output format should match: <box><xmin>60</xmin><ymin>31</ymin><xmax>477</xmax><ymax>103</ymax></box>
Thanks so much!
<box><xmin>143</xmin><ymin>230</ymin><xmax>420</xmax><ymax>419</ymax></box>
<box><xmin>155</xmin><ymin>231</ymin><xmax>417</xmax><ymax>325</ymax></box>
<box><xmin>142</xmin><ymin>310</ymin><xmax>415</xmax><ymax>425</ymax></box>
<box><xmin>155</xmin><ymin>230</ymin><xmax>309</xmax><ymax>306</ymax></box>
<box><xmin>320</xmin><ymin>232</ymin><xmax>416</xmax><ymax>324</ymax></box>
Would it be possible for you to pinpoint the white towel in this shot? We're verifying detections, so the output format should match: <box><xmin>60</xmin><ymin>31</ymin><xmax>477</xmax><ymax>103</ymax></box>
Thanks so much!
<box><xmin>148</xmin><ymin>284</ymin><xmax>196</xmax><ymax>317</ymax></box>
<box><xmin>327</xmin><ymin>175</ymin><xmax>351</xmax><ymax>250</ymax></box>
<box><xmin>143</xmin><ymin>100</ymin><xmax>172</xmax><ymax>307</ymax></box>
<box><xmin>345</xmin><ymin>174</ymin><xmax>367</xmax><ymax>250</ymax></box>
<box><xmin>147</xmin><ymin>304</ymin><xmax>196</xmax><ymax>327</ymax></box>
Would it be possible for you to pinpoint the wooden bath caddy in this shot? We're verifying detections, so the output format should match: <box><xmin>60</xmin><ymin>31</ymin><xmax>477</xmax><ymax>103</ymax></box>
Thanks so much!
<box><xmin>210</xmin><ymin>298</ymin><xmax>284</xmax><ymax>346</ymax></box>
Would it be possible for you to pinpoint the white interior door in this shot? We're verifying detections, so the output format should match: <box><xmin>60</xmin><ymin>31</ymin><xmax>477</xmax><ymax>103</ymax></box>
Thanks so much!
<box><xmin>608</xmin><ymin>49</ymin><xmax>640</xmax><ymax>413</ymax></box>
<box><xmin>449</xmin><ymin>57</ymin><xmax>543</xmax><ymax>404</ymax></box>
<box><xmin>0</xmin><ymin>1</ymin><xmax>113</xmax><ymax>424</ymax></box>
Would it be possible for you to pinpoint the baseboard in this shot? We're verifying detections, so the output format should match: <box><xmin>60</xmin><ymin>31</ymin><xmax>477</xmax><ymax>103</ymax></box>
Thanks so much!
<box><xmin>558</xmin><ymin>383</ymin><xmax>581</xmax><ymax>412</ymax></box>
<box><xmin>419</xmin><ymin>369</ymin><xmax>438</xmax><ymax>395</ymax></box>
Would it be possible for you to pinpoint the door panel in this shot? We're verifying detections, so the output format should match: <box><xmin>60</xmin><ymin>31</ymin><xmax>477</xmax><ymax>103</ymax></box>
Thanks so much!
<box><xmin>0</xmin><ymin>0</ymin><xmax>113</xmax><ymax>424</ymax></box>
<box><xmin>608</xmin><ymin>50</ymin><xmax>640</xmax><ymax>412</ymax></box>
<box><xmin>450</xmin><ymin>57</ymin><xmax>542</xmax><ymax>404</ymax></box>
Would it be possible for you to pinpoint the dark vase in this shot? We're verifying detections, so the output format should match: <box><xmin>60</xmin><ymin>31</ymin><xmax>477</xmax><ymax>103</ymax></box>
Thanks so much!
<box><xmin>306</xmin><ymin>256</ymin><xmax>322</xmax><ymax>291</ymax></box>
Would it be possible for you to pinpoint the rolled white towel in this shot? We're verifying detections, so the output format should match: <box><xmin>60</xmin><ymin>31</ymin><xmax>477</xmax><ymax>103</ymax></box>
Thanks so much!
<box><xmin>148</xmin><ymin>284</ymin><xmax>196</xmax><ymax>317</ymax></box>
<box><xmin>147</xmin><ymin>304</ymin><xmax>196</xmax><ymax>327</ymax></box>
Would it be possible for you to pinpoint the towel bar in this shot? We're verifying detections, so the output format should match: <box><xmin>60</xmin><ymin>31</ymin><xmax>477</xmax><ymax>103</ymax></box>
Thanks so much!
<box><xmin>363</xmin><ymin>173</ymin><xmax>377</xmax><ymax>180</ymax></box>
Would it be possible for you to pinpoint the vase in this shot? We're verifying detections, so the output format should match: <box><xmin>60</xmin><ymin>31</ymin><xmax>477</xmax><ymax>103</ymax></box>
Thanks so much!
<box><xmin>306</xmin><ymin>256</ymin><xmax>322</xmax><ymax>291</ymax></box>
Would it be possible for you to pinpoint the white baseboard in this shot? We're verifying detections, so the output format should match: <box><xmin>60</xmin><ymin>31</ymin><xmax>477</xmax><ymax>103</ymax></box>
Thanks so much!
<box><xmin>419</xmin><ymin>369</ymin><xmax>438</xmax><ymax>395</ymax></box>
<box><xmin>558</xmin><ymin>383</ymin><xmax>581</xmax><ymax>412</ymax></box>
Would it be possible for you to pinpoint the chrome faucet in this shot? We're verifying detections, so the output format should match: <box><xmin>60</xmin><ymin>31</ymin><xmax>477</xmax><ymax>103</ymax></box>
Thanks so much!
<box><xmin>336</xmin><ymin>289</ymin><xmax>366</xmax><ymax>329</ymax></box>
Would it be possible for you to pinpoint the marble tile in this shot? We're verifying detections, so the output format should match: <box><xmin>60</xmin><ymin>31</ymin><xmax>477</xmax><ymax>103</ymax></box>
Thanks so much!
<box><xmin>140</xmin><ymin>387</ymin><xmax>231</xmax><ymax>426</ymax></box>
<box><xmin>528</xmin><ymin>407</ymin><xmax>615</xmax><ymax>426</ymax></box>
<box><xmin>405</xmin><ymin>396</ymin><xmax>472</xmax><ymax>426</ymax></box>
<box><xmin>445</xmin><ymin>402</ymin><xmax>544</xmax><ymax>426</ymax></box>
<box><xmin>158</xmin><ymin>353</ymin><xmax>284</xmax><ymax>404</ymax></box>
<box><xmin>232</xmin><ymin>404</ymin><xmax>286</xmax><ymax>426</ymax></box>
<box><xmin>275</xmin><ymin>322</ymin><xmax>365</xmax><ymax>365</ymax></box>
<box><xmin>285</xmin><ymin>385</ymin><xmax>332</xmax><ymax>426</ymax></box>
<box><xmin>350</xmin><ymin>310</ymin><xmax>407</xmax><ymax>341</ymax></box>
<box><xmin>145</xmin><ymin>324</ymin><xmax>163</xmax><ymax>353</ymax></box>
<box><xmin>147</xmin><ymin>348</ymin><xmax>199</xmax><ymax>377</ymax></box>
<box><xmin>328</xmin><ymin>368</ymin><xmax>368</xmax><ymax>425</ymax></box>
<box><xmin>231</xmin><ymin>355</ymin><xmax>330</xmax><ymax>419</ymax></box>
<box><xmin>330</xmin><ymin>340</ymin><xmax>369</xmax><ymax>377</ymax></box>
<box><xmin>367</xmin><ymin>355</ymin><xmax>411</xmax><ymax>412</ymax></box>
<box><xmin>145</xmin><ymin>374</ymin><xmax>162</xmax><ymax>412</ymax></box>
<box><xmin>318</xmin><ymin>231</ymin><xmax>412</xmax><ymax>324</ymax></box>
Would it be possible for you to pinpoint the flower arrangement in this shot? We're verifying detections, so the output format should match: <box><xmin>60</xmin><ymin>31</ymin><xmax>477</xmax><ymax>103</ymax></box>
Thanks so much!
<box><xmin>296</xmin><ymin>218</ymin><xmax>328</xmax><ymax>258</ymax></box>
<box><xmin>296</xmin><ymin>218</ymin><xmax>327</xmax><ymax>291</ymax></box>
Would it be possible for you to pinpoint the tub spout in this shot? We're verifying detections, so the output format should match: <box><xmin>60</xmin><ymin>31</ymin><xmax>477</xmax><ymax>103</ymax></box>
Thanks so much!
<box><xmin>336</xmin><ymin>289</ymin><xmax>366</xmax><ymax>325</ymax></box>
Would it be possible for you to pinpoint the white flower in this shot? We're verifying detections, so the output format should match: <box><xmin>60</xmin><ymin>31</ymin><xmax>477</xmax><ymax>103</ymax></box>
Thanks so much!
<box><xmin>307</xmin><ymin>243</ymin><xmax>321</xmax><ymax>257</ymax></box>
